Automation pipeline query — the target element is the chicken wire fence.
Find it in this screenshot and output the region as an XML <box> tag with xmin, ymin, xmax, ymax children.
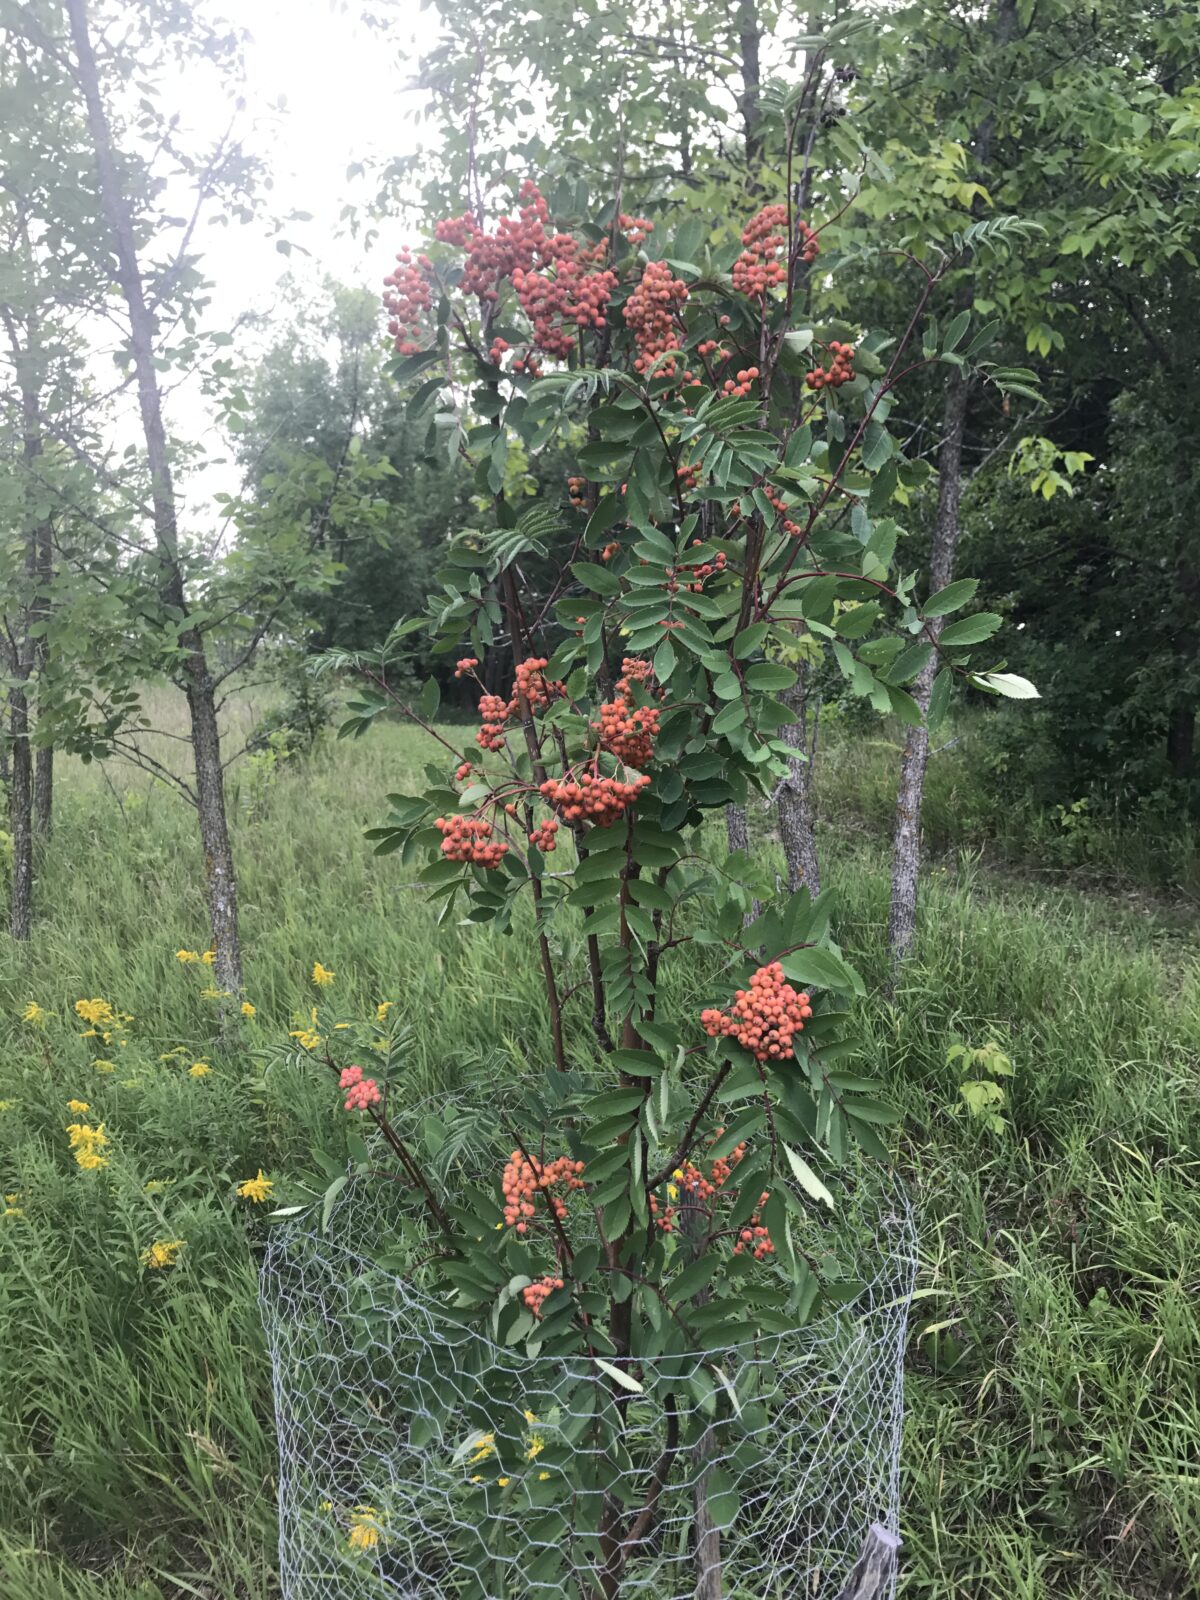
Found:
<box><xmin>260</xmin><ymin>1173</ymin><xmax>916</xmax><ymax>1600</ymax></box>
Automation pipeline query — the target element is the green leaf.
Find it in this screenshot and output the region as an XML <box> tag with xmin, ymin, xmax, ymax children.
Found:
<box><xmin>572</xmin><ymin>561</ymin><xmax>621</xmax><ymax>596</ymax></box>
<box><xmin>594</xmin><ymin>1357</ymin><xmax>643</xmax><ymax>1394</ymax></box>
<box><xmin>744</xmin><ymin>662</ymin><xmax>797</xmax><ymax>692</ymax></box>
<box><xmin>783</xmin><ymin>1146</ymin><xmax>834</xmax><ymax>1208</ymax></box>
<box><xmin>942</xmin><ymin>309</ymin><xmax>971</xmax><ymax>353</ymax></box>
<box><xmin>971</xmin><ymin>671</ymin><xmax>1039</xmax><ymax>699</ymax></box>
<box><xmin>778</xmin><ymin>946</ymin><xmax>864</xmax><ymax>996</ymax></box>
<box><xmin>923</xmin><ymin>578</ymin><xmax>979</xmax><ymax>617</ymax></box>
<box><xmin>939</xmin><ymin>612</ymin><xmax>1003</xmax><ymax>647</ymax></box>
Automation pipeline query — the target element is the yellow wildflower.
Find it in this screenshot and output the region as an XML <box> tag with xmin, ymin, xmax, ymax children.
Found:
<box><xmin>538</xmin><ymin>1471</ymin><xmax>551</xmax><ymax>1481</ymax></box>
<box><xmin>201</xmin><ymin>949</ymin><xmax>216</xmax><ymax>965</ymax></box>
<box><xmin>75</xmin><ymin>998</ymin><xmax>115</xmax><ymax>1028</ymax></box>
<box><xmin>0</xmin><ymin>1101</ymin><xmax>13</xmax><ymax>1112</ymax></box>
<box><xmin>144</xmin><ymin>1179</ymin><xmax>170</xmax><ymax>1194</ymax></box>
<box><xmin>66</xmin><ymin>1122</ymin><xmax>109</xmax><ymax>1152</ymax></box>
<box><xmin>175</xmin><ymin>950</ymin><xmax>199</xmax><ymax>964</ymax></box>
<box><xmin>21</xmin><ymin>1001</ymin><xmax>50</xmax><ymax>1025</ymax></box>
<box><xmin>240</xmin><ymin>1001</ymin><xmax>256</xmax><ymax>1019</ymax></box>
<box><xmin>289</xmin><ymin>1028</ymin><xmax>321</xmax><ymax>1050</ymax></box>
<box><xmin>140</xmin><ymin>1238</ymin><xmax>185</xmax><ymax>1270</ymax></box>
<box><xmin>189</xmin><ymin>1062</ymin><xmax>212</xmax><ymax>1078</ymax></box>
<box><xmin>469</xmin><ymin>1474</ymin><xmax>482</xmax><ymax>1484</ymax></box>
<box><xmin>497</xmin><ymin>1477</ymin><xmax>510</xmax><ymax>1487</ymax></box>
<box><xmin>667</xmin><ymin>1183</ymin><xmax>678</xmax><ymax>1201</ymax></box>
<box><xmin>4</xmin><ymin>1194</ymin><xmax>19</xmax><ymax>1205</ymax></box>
<box><xmin>526</xmin><ymin>1433</ymin><xmax>545</xmax><ymax>1461</ymax></box>
<box><xmin>3</xmin><ymin>1206</ymin><xmax>22</xmax><ymax>1218</ymax></box>
<box><xmin>375</xmin><ymin>1001</ymin><xmax>392</xmax><ymax>1023</ymax></box>
<box><xmin>75</xmin><ymin>1150</ymin><xmax>108</xmax><ymax>1171</ymax></box>
<box><xmin>66</xmin><ymin>1099</ymin><xmax>90</xmax><ymax>1114</ymax></box>
<box><xmin>311</xmin><ymin>962</ymin><xmax>335</xmax><ymax>987</ymax></box>
<box><xmin>94</xmin><ymin>1060</ymin><xmax>115</xmax><ymax>1073</ymax></box>
<box><xmin>237</xmin><ymin>1170</ymin><xmax>273</xmax><ymax>1203</ymax></box>
<box><xmin>333</xmin><ymin>1022</ymin><xmax>350</xmax><ymax>1031</ymax></box>
<box><xmin>346</xmin><ymin>1506</ymin><xmax>382</xmax><ymax>1551</ymax></box>
<box><xmin>199</xmin><ymin>987</ymin><xmax>230</xmax><ymax>1000</ymax></box>
<box><xmin>467</xmin><ymin>1433</ymin><xmax>496</xmax><ymax>1465</ymax></box>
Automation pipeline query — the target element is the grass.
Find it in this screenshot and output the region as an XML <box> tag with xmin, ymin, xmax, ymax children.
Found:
<box><xmin>0</xmin><ymin>698</ymin><xmax>1197</xmax><ymax>1599</ymax></box>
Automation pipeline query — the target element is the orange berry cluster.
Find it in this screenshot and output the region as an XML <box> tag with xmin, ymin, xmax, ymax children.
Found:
<box><xmin>434</xmin><ymin>814</ymin><xmax>508</xmax><ymax>867</ymax></box>
<box><xmin>454</xmin><ymin>657</ymin><xmax>479</xmax><ymax>678</ymax></box>
<box><xmin>593</xmin><ymin>697</ymin><xmax>659</xmax><ymax>769</ymax></box>
<box><xmin>681</xmin><ymin>540</ymin><xmax>727</xmax><ymax>590</ymax></box>
<box><xmin>619</xmin><ymin>212</ymin><xmax>654</xmax><ymax>246</ymax></box>
<box><xmin>383</xmin><ymin>248</ymin><xmax>434</xmax><ymax>355</ymax></box>
<box><xmin>528</xmin><ymin>818</ymin><xmax>559</xmax><ymax>852</ymax></box>
<box><xmin>502</xmin><ymin>1151</ymin><xmax>586</xmax><ymax>1231</ymax></box>
<box><xmin>339</xmin><ymin>1064</ymin><xmax>383</xmax><ymax>1111</ymax></box>
<box><xmin>477</xmin><ymin>693</ymin><xmax>510</xmax><ymax>752</ymax></box>
<box><xmin>568</xmin><ymin>475</ymin><xmax>588</xmax><ymax>508</ymax></box>
<box><xmin>649</xmin><ymin>1131</ymin><xmax>747</xmax><ymax>1233</ymax></box>
<box><xmin>513</xmin><ymin>657</ymin><xmax>564</xmax><ymax>714</ymax></box>
<box><xmin>765</xmin><ymin>485</ymin><xmax>802</xmax><ymax>539</ymax></box>
<box><xmin>626</xmin><ymin>259</ymin><xmax>690</xmax><ymax>377</ymax></box>
<box><xmin>733</xmin><ymin>1192</ymin><xmax>775</xmax><ymax>1259</ymax></box>
<box><xmin>806</xmin><ymin>341</ymin><xmax>856</xmax><ymax>390</ymax></box>
<box><xmin>701</xmin><ymin>961</ymin><xmax>813</xmax><ymax>1062</ymax></box>
<box><xmin>522</xmin><ymin>1275</ymin><xmax>565</xmax><ymax>1318</ymax></box>
<box><xmin>722</xmin><ymin>364</ymin><xmax>760</xmax><ymax>399</ymax></box>
<box><xmin>512</xmin><ymin>241</ymin><xmax>616</xmax><ymax>359</ymax></box>
<box><xmin>540</xmin><ymin>771</ymin><xmax>650</xmax><ymax>827</ymax></box>
<box><xmin>600</xmin><ymin>539</ymin><xmax>621</xmax><ymax>561</ymax></box>
<box><xmin>455</xmin><ymin>761</ymin><xmax>473</xmax><ymax>782</ymax></box>
<box><xmin>732</xmin><ymin>204</ymin><xmax>788</xmax><ymax>297</ymax></box>
<box><xmin>696</xmin><ymin>337</ymin><xmax>730</xmax><ymax>361</ymax></box>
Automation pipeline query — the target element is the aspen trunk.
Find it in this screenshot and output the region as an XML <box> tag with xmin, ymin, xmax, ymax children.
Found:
<box><xmin>777</xmin><ymin>663</ymin><xmax>821</xmax><ymax>895</ymax></box>
<box><xmin>33</xmin><ymin>746</ymin><xmax>52</xmax><ymax>835</ymax></box>
<box><xmin>8</xmin><ymin>687</ymin><xmax>33</xmax><ymax>941</ymax></box>
<box><xmin>67</xmin><ymin>0</ymin><xmax>241</xmax><ymax>991</ymax></box>
<box><xmin>887</xmin><ymin>371</ymin><xmax>968</xmax><ymax>970</ymax></box>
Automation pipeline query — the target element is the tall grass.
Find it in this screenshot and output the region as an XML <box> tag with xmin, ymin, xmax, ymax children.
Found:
<box><xmin>0</xmin><ymin>711</ymin><xmax>1196</xmax><ymax>1598</ymax></box>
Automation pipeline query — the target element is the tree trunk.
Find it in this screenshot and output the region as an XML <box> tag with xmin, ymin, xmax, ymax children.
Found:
<box><xmin>737</xmin><ymin>0</ymin><xmax>762</xmax><ymax>174</ymax></box>
<box><xmin>8</xmin><ymin>686</ymin><xmax>33</xmax><ymax>942</ymax></box>
<box><xmin>67</xmin><ymin>0</ymin><xmax>242</xmax><ymax>992</ymax></box>
<box><xmin>34</xmin><ymin>746</ymin><xmax>52</xmax><ymax>835</ymax></box>
<box><xmin>777</xmin><ymin>662</ymin><xmax>822</xmax><ymax>894</ymax></box>
<box><xmin>887</xmin><ymin>370</ymin><xmax>968</xmax><ymax>971</ymax></box>
<box><xmin>725</xmin><ymin>803</ymin><xmax>748</xmax><ymax>855</ymax></box>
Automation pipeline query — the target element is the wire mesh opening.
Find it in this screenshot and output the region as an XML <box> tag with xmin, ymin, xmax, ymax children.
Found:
<box><xmin>260</xmin><ymin>1172</ymin><xmax>915</xmax><ymax>1600</ymax></box>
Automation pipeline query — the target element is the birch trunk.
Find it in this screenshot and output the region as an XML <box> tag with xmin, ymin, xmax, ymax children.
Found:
<box><xmin>67</xmin><ymin>0</ymin><xmax>242</xmax><ymax>991</ymax></box>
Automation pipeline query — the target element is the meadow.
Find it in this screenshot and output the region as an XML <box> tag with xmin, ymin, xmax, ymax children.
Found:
<box><xmin>0</xmin><ymin>700</ymin><xmax>1196</xmax><ymax>1600</ymax></box>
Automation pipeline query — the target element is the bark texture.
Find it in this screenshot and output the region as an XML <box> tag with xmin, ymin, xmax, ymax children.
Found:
<box><xmin>67</xmin><ymin>0</ymin><xmax>241</xmax><ymax>991</ymax></box>
<box><xmin>8</xmin><ymin>687</ymin><xmax>33</xmax><ymax>941</ymax></box>
<box><xmin>777</xmin><ymin>662</ymin><xmax>822</xmax><ymax>894</ymax></box>
<box><xmin>887</xmin><ymin>370</ymin><xmax>968</xmax><ymax>969</ymax></box>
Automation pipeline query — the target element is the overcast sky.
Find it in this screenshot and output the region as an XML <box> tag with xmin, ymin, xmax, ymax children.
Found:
<box><xmin>162</xmin><ymin>0</ymin><xmax>442</xmax><ymax>522</ymax></box>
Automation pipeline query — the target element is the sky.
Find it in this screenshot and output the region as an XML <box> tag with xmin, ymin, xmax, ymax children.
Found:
<box><xmin>159</xmin><ymin>0</ymin><xmax>443</xmax><ymax>520</ymax></box>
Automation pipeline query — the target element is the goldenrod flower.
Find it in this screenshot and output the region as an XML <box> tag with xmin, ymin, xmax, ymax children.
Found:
<box><xmin>144</xmin><ymin>1179</ymin><xmax>170</xmax><ymax>1194</ymax></box>
<box><xmin>21</xmin><ymin>1002</ymin><xmax>49</xmax><ymax>1025</ymax></box>
<box><xmin>66</xmin><ymin>1099</ymin><xmax>90</xmax><ymax>1114</ymax></box>
<box><xmin>140</xmin><ymin>1238</ymin><xmax>184</xmax><ymax>1270</ymax></box>
<box><xmin>467</xmin><ymin>1433</ymin><xmax>496</xmax><ymax>1465</ymax></box>
<box><xmin>538</xmin><ymin>1471</ymin><xmax>551</xmax><ymax>1481</ymax></box>
<box><xmin>375</xmin><ymin>1001</ymin><xmax>392</xmax><ymax>1023</ymax></box>
<box><xmin>66</xmin><ymin>1122</ymin><xmax>109</xmax><ymax>1152</ymax></box>
<box><xmin>188</xmin><ymin>1062</ymin><xmax>211</xmax><ymax>1078</ymax></box>
<box><xmin>346</xmin><ymin>1506</ymin><xmax>382</xmax><ymax>1551</ymax></box>
<box><xmin>289</xmin><ymin>1028</ymin><xmax>321</xmax><ymax>1050</ymax></box>
<box><xmin>4</xmin><ymin>1193</ymin><xmax>19</xmax><ymax>1205</ymax></box>
<box><xmin>0</xmin><ymin>1100</ymin><xmax>13</xmax><ymax>1113</ymax></box>
<box><xmin>175</xmin><ymin>950</ymin><xmax>199</xmax><ymax>964</ymax></box>
<box><xmin>3</xmin><ymin>1206</ymin><xmax>22</xmax><ymax>1219</ymax></box>
<box><xmin>94</xmin><ymin>1060</ymin><xmax>115</xmax><ymax>1073</ymax></box>
<box><xmin>526</xmin><ymin>1433</ymin><xmax>545</xmax><ymax>1461</ymax></box>
<box><xmin>199</xmin><ymin>987</ymin><xmax>230</xmax><ymax>1000</ymax></box>
<box><xmin>201</xmin><ymin>950</ymin><xmax>216</xmax><ymax>965</ymax></box>
<box><xmin>311</xmin><ymin>962</ymin><xmax>335</xmax><ymax>987</ymax></box>
<box><xmin>237</xmin><ymin>1170</ymin><xmax>273</xmax><ymax>1203</ymax></box>
<box><xmin>240</xmin><ymin>1001</ymin><xmax>256</xmax><ymax>1019</ymax></box>
<box><xmin>75</xmin><ymin>998</ymin><xmax>115</xmax><ymax>1028</ymax></box>
<box><xmin>75</xmin><ymin>1150</ymin><xmax>108</xmax><ymax>1171</ymax></box>
<box><xmin>497</xmin><ymin>1477</ymin><xmax>510</xmax><ymax>1487</ymax></box>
